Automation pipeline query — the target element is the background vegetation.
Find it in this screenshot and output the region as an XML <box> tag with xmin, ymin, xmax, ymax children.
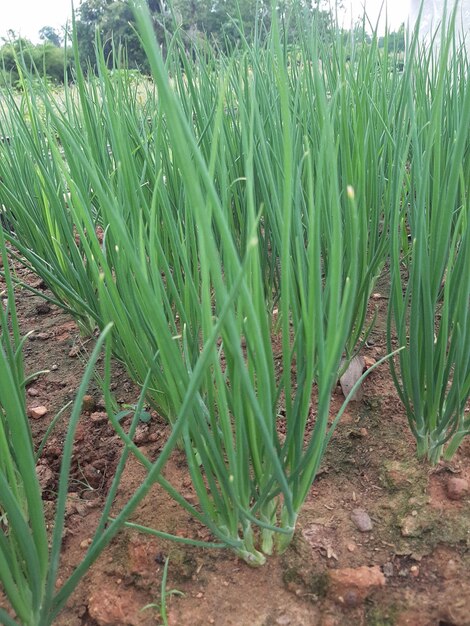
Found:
<box><xmin>1</xmin><ymin>0</ymin><xmax>405</xmax><ymax>85</ymax></box>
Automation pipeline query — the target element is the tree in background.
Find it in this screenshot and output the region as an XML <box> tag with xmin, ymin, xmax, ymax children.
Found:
<box><xmin>0</xmin><ymin>35</ymin><xmax>72</xmax><ymax>86</ymax></box>
<box><xmin>379</xmin><ymin>24</ymin><xmax>405</xmax><ymax>52</ymax></box>
<box><xmin>75</xmin><ymin>0</ymin><xmax>167</xmax><ymax>71</ymax></box>
<box><xmin>39</xmin><ymin>26</ymin><xmax>63</xmax><ymax>47</ymax></box>
<box><xmin>72</xmin><ymin>0</ymin><xmax>336</xmax><ymax>68</ymax></box>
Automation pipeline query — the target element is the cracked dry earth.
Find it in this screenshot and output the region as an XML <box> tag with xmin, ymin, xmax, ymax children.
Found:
<box><xmin>2</xmin><ymin>263</ymin><xmax>470</xmax><ymax>626</ymax></box>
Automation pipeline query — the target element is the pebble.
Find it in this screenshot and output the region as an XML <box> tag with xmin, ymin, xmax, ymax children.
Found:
<box><xmin>350</xmin><ymin>508</ymin><xmax>373</xmax><ymax>532</ymax></box>
<box><xmin>28</xmin><ymin>405</ymin><xmax>48</xmax><ymax>419</ymax></box>
<box><xmin>446</xmin><ymin>477</ymin><xmax>469</xmax><ymax>501</ymax></box>
<box><xmin>342</xmin><ymin>589</ymin><xmax>360</xmax><ymax>607</ymax></box>
<box><xmin>36</xmin><ymin>332</ymin><xmax>50</xmax><ymax>341</ymax></box>
<box><xmin>69</xmin><ymin>346</ymin><xmax>80</xmax><ymax>357</ymax></box>
<box><xmin>27</xmin><ymin>387</ymin><xmax>40</xmax><ymax>397</ymax></box>
<box><xmin>51</xmin><ymin>364</ymin><xmax>59</xmax><ymax>371</ymax></box>
<box><xmin>382</xmin><ymin>562</ymin><xmax>394</xmax><ymax>577</ymax></box>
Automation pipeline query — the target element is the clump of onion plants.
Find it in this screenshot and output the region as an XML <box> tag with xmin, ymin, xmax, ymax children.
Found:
<box><xmin>0</xmin><ymin>2</ymin><xmax>404</xmax><ymax>566</ymax></box>
<box><xmin>0</xmin><ymin>227</ymin><xmax>226</xmax><ymax>624</ymax></box>
<box><xmin>388</xmin><ymin>22</ymin><xmax>470</xmax><ymax>463</ymax></box>
<box><xmin>99</xmin><ymin>1</ymin><xmax>395</xmax><ymax>563</ymax></box>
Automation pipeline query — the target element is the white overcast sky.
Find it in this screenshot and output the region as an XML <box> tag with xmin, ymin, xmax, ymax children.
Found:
<box><xmin>0</xmin><ymin>0</ymin><xmax>409</xmax><ymax>43</ymax></box>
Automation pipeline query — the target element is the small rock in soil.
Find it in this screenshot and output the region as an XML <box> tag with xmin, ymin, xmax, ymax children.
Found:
<box><xmin>342</xmin><ymin>589</ymin><xmax>360</xmax><ymax>608</ymax></box>
<box><xmin>382</xmin><ymin>562</ymin><xmax>394</xmax><ymax>577</ymax></box>
<box><xmin>36</xmin><ymin>303</ymin><xmax>51</xmax><ymax>315</ymax></box>
<box><xmin>28</xmin><ymin>405</ymin><xmax>48</xmax><ymax>419</ymax></box>
<box><xmin>36</xmin><ymin>332</ymin><xmax>50</xmax><ymax>341</ymax></box>
<box><xmin>68</xmin><ymin>345</ymin><xmax>80</xmax><ymax>357</ymax></box>
<box><xmin>340</xmin><ymin>355</ymin><xmax>365</xmax><ymax>401</ymax></box>
<box><xmin>27</xmin><ymin>387</ymin><xmax>40</xmax><ymax>397</ymax></box>
<box><xmin>446</xmin><ymin>477</ymin><xmax>469</xmax><ymax>501</ymax></box>
<box><xmin>350</xmin><ymin>508</ymin><xmax>373</xmax><ymax>532</ymax></box>
<box><xmin>51</xmin><ymin>364</ymin><xmax>58</xmax><ymax>371</ymax></box>
<box><xmin>328</xmin><ymin>565</ymin><xmax>385</xmax><ymax>606</ymax></box>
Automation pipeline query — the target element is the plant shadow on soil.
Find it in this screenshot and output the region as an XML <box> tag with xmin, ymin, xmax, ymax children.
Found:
<box><xmin>2</xmin><ymin>264</ymin><xmax>470</xmax><ymax>626</ymax></box>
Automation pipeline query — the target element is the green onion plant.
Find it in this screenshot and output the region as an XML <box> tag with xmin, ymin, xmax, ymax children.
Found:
<box><xmin>0</xmin><ymin>230</ymin><xmax>226</xmax><ymax>624</ymax></box>
<box><xmin>388</xmin><ymin>18</ymin><xmax>470</xmax><ymax>463</ymax></box>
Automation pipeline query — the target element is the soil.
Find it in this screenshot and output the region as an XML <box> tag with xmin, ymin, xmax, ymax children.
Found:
<box><xmin>2</xmin><ymin>263</ymin><xmax>470</xmax><ymax>626</ymax></box>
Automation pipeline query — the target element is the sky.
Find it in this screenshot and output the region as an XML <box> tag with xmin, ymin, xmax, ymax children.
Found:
<box><xmin>0</xmin><ymin>0</ymin><xmax>409</xmax><ymax>44</ymax></box>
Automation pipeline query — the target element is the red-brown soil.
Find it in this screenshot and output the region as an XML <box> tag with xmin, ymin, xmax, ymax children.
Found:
<box><xmin>2</xmin><ymin>264</ymin><xmax>470</xmax><ymax>626</ymax></box>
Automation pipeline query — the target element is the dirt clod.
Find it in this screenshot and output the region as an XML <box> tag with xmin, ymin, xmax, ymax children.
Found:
<box><xmin>445</xmin><ymin>477</ymin><xmax>469</xmax><ymax>501</ymax></box>
<box><xmin>328</xmin><ymin>565</ymin><xmax>385</xmax><ymax>605</ymax></box>
<box><xmin>88</xmin><ymin>586</ymin><xmax>145</xmax><ymax>626</ymax></box>
<box><xmin>36</xmin><ymin>303</ymin><xmax>51</xmax><ymax>315</ymax></box>
<box><xmin>36</xmin><ymin>463</ymin><xmax>54</xmax><ymax>492</ymax></box>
